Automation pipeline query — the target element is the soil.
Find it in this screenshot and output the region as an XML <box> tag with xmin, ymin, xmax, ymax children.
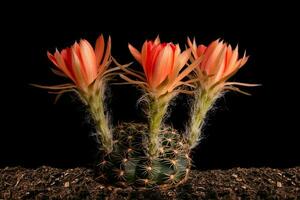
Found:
<box><xmin>1</xmin><ymin>166</ymin><xmax>299</xmax><ymax>200</ymax></box>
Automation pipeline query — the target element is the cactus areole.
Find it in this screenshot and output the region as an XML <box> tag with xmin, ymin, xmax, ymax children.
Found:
<box><xmin>34</xmin><ymin>35</ymin><xmax>258</xmax><ymax>189</ymax></box>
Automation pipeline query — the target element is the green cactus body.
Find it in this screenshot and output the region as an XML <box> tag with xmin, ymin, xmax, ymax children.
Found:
<box><xmin>95</xmin><ymin>123</ymin><xmax>191</xmax><ymax>188</ymax></box>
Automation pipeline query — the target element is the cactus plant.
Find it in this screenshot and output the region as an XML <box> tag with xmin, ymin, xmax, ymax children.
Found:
<box><xmin>34</xmin><ymin>34</ymin><xmax>257</xmax><ymax>189</ymax></box>
<box><xmin>95</xmin><ymin>123</ymin><xmax>191</xmax><ymax>188</ymax></box>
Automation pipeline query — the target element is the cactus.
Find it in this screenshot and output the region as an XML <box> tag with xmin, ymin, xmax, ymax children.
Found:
<box><xmin>95</xmin><ymin>123</ymin><xmax>191</xmax><ymax>188</ymax></box>
<box><xmin>35</xmin><ymin>35</ymin><xmax>257</xmax><ymax>189</ymax></box>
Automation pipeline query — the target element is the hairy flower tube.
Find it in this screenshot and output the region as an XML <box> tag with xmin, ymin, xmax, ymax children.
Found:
<box><xmin>34</xmin><ymin>35</ymin><xmax>120</xmax><ymax>154</ymax></box>
<box><xmin>187</xmin><ymin>38</ymin><xmax>259</xmax><ymax>149</ymax></box>
<box><xmin>122</xmin><ymin>37</ymin><xmax>201</xmax><ymax>156</ymax></box>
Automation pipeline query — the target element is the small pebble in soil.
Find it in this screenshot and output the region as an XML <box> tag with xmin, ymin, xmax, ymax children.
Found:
<box><xmin>277</xmin><ymin>181</ymin><xmax>282</xmax><ymax>188</ymax></box>
<box><xmin>232</xmin><ymin>174</ymin><xmax>238</xmax><ymax>178</ymax></box>
<box><xmin>64</xmin><ymin>182</ymin><xmax>70</xmax><ymax>188</ymax></box>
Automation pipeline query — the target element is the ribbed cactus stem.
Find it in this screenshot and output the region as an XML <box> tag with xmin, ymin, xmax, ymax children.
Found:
<box><xmin>188</xmin><ymin>90</ymin><xmax>216</xmax><ymax>149</ymax></box>
<box><xmin>148</xmin><ymin>94</ymin><xmax>172</xmax><ymax>157</ymax></box>
<box><xmin>86</xmin><ymin>82</ymin><xmax>113</xmax><ymax>154</ymax></box>
<box><xmin>95</xmin><ymin>123</ymin><xmax>191</xmax><ymax>188</ymax></box>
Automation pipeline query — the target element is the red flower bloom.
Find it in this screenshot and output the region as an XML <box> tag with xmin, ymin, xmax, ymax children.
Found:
<box><xmin>47</xmin><ymin>35</ymin><xmax>111</xmax><ymax>91</ymax></box>
<box><xmin>125</xmin><ymin>37</ymin><xmax>198</xmax><ymax>97</ymax></box>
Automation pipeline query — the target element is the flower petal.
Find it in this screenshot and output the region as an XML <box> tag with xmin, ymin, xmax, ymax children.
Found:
<box><xmin>71</xmin><ymin>48</ymin><xmax>87</xmax><ymax>89</ymax></box>
<box><xmin>53</xmin><ymin>49</ymin><xmax>75</xmax><ymax>81</ymax></box>
<box><xmin>95</xmin><ymin>34</ymin><xmax>105</xmax><ymax>66</ymax></box>
<box><xmin>152</xmin><ymin>44</ymin><xmax>173</xmax><ymax>88</ymax></box>
<box><xmin>224</xmin><ymin>45</ymin><xmax>239</xmax><ymax>76</ymax></box>
<box><xmin>79</xmin><ymin>39</ymin><xmax>97</xmax><ymax>84</ymax></box>
<box><xmin>47</xmin><ymin>52</ymin><xmax>58</xmax><ymax>66</ymax></box>
<box><xmin>171</xmin><ymin>48</ymin><xmax>191</xmax><ymax>82</ymax></box>
<box><xmin>204</xmin><ymin>41</ymin><xmax>224</xmax><ymax>75</ymax></box>
<box><xmin>141</xmin><ymin>41</ymin><xmax>148</xmax><ymax>76</ymax></box>
<box><xmin>61</xmin><ymin>48</ymin><xmax>73</xmax><ymax>70</ymax></box>
<box><xmin>128</xmin><ymin>43</ymin><xmax>142</xmax><ymax>64</ymax></box>
<box><xmin>102</xmin><ymin>36</ymin><xmax>111</xmax><ymax>66</ymax></box>
<box><xmin>212</xmin><ymin>46</ymin><xmax>227</xmax><ymax>85</ymax></box>
<box><xmin>154</xmin><ymin>35</ymin><xmax>160</xmax><ymax>45</ymax></box>
<box><xmin>201</xmin><ymin>39</ymin><xmax>219</xmax><ymax>72</ymax></box>
<box><xmin>187</xmin><ymin>37</ymin><xmax>199</xmax><ymax>59</ymax></box>
<box><xmin>197</xmin><ymin>45</ymin><xmax>207</xmax><ymax>57</ymax></box>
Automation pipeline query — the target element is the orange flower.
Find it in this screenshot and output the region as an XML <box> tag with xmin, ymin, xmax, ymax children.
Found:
<box><xmin>187</xmin><ymin>38</ymin><xmax>259</xmax><ymax>149</ymax></box>
<box><xmin>188</xmin><ymin>38</ymin><xmax>252</xmax><ymax>92</ymax></box>
<box><xmin>47</xmin><ymin>35</ymin><xmax>111</xmax><ymax>91</ymax></box>
<box><xmin>123</xmin><ymin>37</ymin><xmax>199</xmax><ymax>98</ymax></box>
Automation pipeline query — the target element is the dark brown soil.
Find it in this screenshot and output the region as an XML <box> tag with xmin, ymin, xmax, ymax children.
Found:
<box><xmin>1</xmin><ymin>166</ymin><xmax>299</xmax><ymax>199</ymax></box>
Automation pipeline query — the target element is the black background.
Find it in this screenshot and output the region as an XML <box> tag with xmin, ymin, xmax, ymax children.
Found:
<box><xmin>1</xmin><ymin>2</ymin><xmax>299</xmax><ymax>170</ymax></box>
